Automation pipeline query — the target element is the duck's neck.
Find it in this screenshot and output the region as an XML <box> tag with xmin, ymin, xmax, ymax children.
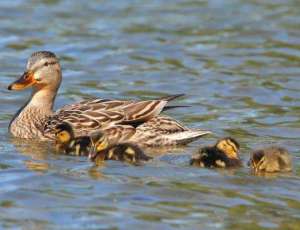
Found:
<box><xmin>9</xmin><ymin>87</ymin><xmax>58</xmax><ymax>139</ymax></box>
<box><xmin>29</xmin><ymin>87</ymin><xmax>57</xmax><ymax>112</ymax></box>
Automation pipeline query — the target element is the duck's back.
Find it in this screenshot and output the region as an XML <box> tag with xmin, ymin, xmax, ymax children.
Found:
<box><xmin>43</xmin><ymin>98</ymin><xmax>169</xmax><ymax>138</ymax></box>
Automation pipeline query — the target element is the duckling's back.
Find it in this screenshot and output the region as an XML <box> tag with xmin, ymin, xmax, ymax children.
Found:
<box><xmin>72</xmin><ymin>136</ymin><xmax>92</xmax><ymax>156</ymax></box>
<box><xmin>191</xmin><ymin>146</ymin><xmax>241</xmax><ymax>168</ymax></box>
<box><xmin>109</xmin><ymin>143</ymin><xmax>152</xmax><ymax>162</ymax></box>
<box><xmin>250</xmin><ymin>146</ymin><xmax>292</xmax><ymax>172</ymax></box>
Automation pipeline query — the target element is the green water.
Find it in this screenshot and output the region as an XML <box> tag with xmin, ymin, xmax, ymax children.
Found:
<box><xmin>0</xmin><ymin>0</ymin><xmax>300</xmax><ymax>229</ymax></box>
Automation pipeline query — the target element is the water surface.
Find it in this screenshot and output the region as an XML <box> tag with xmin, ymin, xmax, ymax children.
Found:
<box><xmin>0</xmin><ymin>0</ymin><xmax>300</xmax><ymax>229</ymax></box>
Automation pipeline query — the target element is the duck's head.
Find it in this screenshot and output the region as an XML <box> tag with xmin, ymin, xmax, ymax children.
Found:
<box><xmin>54</xmin><ymin>122</ymin><xmax>74</xmax><ymax>144</ymax></box>
<box><xmin>215</xmin><ymin>137</ymin><xmax>240</xmax><ymax>159</ymax></box>
<box><xmin>8</xmin><ymin>51</ymin><xmax>61</xmax><ymax>92</ymax></box>
<box><xmin>88</xmin><ymin>131</ymin><xmax>109</xmax><ymax>160</ymax></box>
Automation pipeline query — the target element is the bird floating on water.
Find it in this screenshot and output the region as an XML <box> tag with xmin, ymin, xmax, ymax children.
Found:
<box><xmin>190</xmin><ymin>137</ymin><xmax>242</xmax><ymax>168</ymax></box>
<box><xmin>54</xmin><ymin>122</ymin><xmax>93</xmax><ymax>156</ymax></box>
<box><xmin>8</xmin><ymin>51</ymin><xmax>211</xmax><ymax>146</ymax></box>
<box><xmin>89</xmin><ymin>131</ymin><xmax>152</xmax><ymax>165</ymax></box>
<box><xmin>248</xmin><ymin>146</ymin><xmax>292</xmax><ymax>173</ymax></box>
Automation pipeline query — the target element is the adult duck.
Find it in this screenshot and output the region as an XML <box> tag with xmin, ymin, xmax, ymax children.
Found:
<box><xmin>8</xmin><ymin>51</ymin><xmax>210</xmax><ymax>147</ymax></box>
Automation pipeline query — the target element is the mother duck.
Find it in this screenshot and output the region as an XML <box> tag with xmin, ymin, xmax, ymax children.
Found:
<box><xmin>8</xmin><ymin>51</ymin><xmax>210</xmax><ymax>147</ymax></box>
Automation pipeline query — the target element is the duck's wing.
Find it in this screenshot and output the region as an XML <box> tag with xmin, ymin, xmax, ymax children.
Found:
<box><xmin>43</xmin><ymin>95</ymin><xmax>181</xmax><ymax>138</ymax></box>
<box><xmin>102</xmin><ymin>125</ymin><xmax>136</xmax><ymax>145</ymax></box>
<box><xmin>120</xmin><ymin>100</ymin><xmax>168</xmax><ymax>123</ymax></box>
<box><xmin>133</xmin><ymin>116</ymin><xmax>211</xmax><ymax>147</ymax></box>
<box><xmin>135</xmin><ymin>115</ymin><xmax>188</xmax><ymax>134</ymax></box>
<box><xmin>60</xmin><ymin>94</ymin><xmax>184</xmax><ymax>112</ymax></box>
<box><xmin>58</xmin><ymin>98</ymin><xmax>132</xmax><ymax>111</ymax></box>
<box><xmin>43</xmin><ymin>108</ymin><xmax>125</xmax><ymax>138</ymax></box>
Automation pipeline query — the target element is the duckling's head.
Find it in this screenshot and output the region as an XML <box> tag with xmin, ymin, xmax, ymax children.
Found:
<box><xmin>215</xmin><ymin>137</ymin><xmax>240</xmax><ymax>159</ymax></box>
<box><xmin>54</xmin><ymin>122</ymin><xmax>74</xmax><ymax>144</ymax></box>
<box><xmin>88</xmin><ymin>131</ymin><xmax>109</xmax><ymax>160</ymax></box>
<box><xmin>90</xmin><ymin>131</ymin><xmax>108</xmax><ymax>151</ymax></box>
<box><xmin>8</xmin><ymin>51</ymin><xmax>61</xmax><ymax>92</ymax></box>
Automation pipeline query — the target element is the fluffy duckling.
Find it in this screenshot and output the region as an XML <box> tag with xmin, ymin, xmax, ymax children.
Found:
<box><xmin>248</xmin><ymin>146</ymin><xmax>292</xmax><ymax>173</ymax></box>
<box><xmin>89</xmin><ymin>132</ymin><xmax>152</xmax><ymax>165</ymax></box>
<box><xmin>190</xmin><ymin>137</ymin><xmax>242</xmax><ymax>168</ymax></box>
<box><xmin>54</xmin><ymin>122</ymin><xmax>92</xmax><ymax>156</ymax></box>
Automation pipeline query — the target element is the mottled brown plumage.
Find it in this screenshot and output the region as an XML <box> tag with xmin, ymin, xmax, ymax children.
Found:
<box><xmin>89</xmin><ymin>134</ymin><xmax>152</xmax><ymax>165</ymax></box>
<box><xmin>8</xmin><ymin>51</ymin><xmax>211</xmax><ymax>146</ymax></box>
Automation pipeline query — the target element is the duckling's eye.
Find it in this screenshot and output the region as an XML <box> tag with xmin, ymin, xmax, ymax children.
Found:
<box><xmin>58</xmin><ymin>132</ymin><xmax>66</xmax><ymax>138</ymax></box>
<box><xmin>220</xmin><ymin>143</ymin><xmax>226</xmax><ymax>149</ymax></box>
<box><xmin>95</xmin><ymin>140</ymin><xmax>102</xmax><ymax>146</ymax></box>
<box><xmin>44</xmin><ymin>62</ymin><xmax>49</xmax><ymax>67</ymax></box>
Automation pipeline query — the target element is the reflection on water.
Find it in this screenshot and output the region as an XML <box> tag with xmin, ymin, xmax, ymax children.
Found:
<box><xmin>9</xmin><ymin>138</ymin><xmax>51</xmax><ymax>161</ymax></box>
<box><xmin>0</xmin><ymin>0</ymin><xmax>300</xmax><ymax>229</ymax></box>
<box><xmin>9</xmin><ymin>138</ymin><xmax>52</xmax><ymax>172</ymax></box>
<box><xmin>24</xmin><ymin>160</ymin><xmax>49</xmax><ymax>173</ymax></box>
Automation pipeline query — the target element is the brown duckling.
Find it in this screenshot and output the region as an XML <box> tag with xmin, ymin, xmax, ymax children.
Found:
<box><xmin>54</xmin><ymin>122</ymin><xmax>92</xmax><ymax>156</ymax></box>
<box><xmin>248</xmin><ymin>146</ymin><xmax>292</xmax><ymax>173</ymax></box>
<box><xmin>89</xmin><ymin>132</ymin><xmax>152</xmax><ymax>165</ymax></box>
<box><xmin>190</xmin><ymin>137</ymin><xmax>242</xmax><ymax>168</ymax></box>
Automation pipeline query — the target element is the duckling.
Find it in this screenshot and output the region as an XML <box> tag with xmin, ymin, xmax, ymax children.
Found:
<box><xmin>89</xmin><ymin>132</ymin><xmax>152</xmax><ymax>165</ymax></box>
<box><xmin>248</xmin><ymin>146</ymin><xmax>292</xmax><ymax>173</ymax></box>
<box><xmin>54</xmin><ymin>122</ymin><xmax>92</xmax><ymax>156</ymax></box>
<box><xmin>190</xmin><ymin>137</ymin><xmax>242</xmax><ymax>168</ymax></box>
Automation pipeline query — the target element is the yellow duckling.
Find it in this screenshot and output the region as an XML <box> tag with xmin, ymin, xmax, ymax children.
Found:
<box><xmin>89</xmin><ymin>132</ymin><xmax>152</xmax><ymax>165</ymax></box>
<box><xmin>190</xmin><ymin>137</ymin><xmax>242</xmax><ymax>168</ymax></box>
<box><xmin>248</xmin><ymin>146</ymin><xmax>292</xmax><ymax>173</ymax></box>
<box><xmin>54</xmin><ymin>122</ymin><xmax>92</xmax><ymax>156</ymax></box>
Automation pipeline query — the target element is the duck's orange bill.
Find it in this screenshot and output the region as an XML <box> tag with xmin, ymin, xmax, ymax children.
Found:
<box><xmin>7</xmin><ymin>71</ymin><xmax>36</xmax><ymax>91</ymax></box>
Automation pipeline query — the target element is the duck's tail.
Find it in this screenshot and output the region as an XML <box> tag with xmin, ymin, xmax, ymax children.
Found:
<box><xmin>166</xmin><ymin>129</ymin><xmax>212</xmax><ymax>145</ymax></box>
<box><xmin>163</xmin><ymin>105</ymin><xmax>191</xmax><ymax>111</ymax></box>
<box><xmin>159</xmin><ymin>94</ymin><xmax>190</xmax><ymax>112</ymax></box>
<box><xmin>159</xmin><ymin>93</ymin><xmax>185</xmax><ymax>102</ymax></box>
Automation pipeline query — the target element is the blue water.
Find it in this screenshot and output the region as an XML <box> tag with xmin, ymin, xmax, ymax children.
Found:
<box><xmin>0</xmin><ymin>0</ymin><xmax>300</xmax><ymax>229</ymax></box>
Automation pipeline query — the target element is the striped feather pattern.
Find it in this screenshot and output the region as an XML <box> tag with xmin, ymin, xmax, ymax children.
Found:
<box><xmin>102</xmin><ymin>125</ymin><xmax>136</xmax><ymax>145</ymax></box>
<box><xmin>42</xmin><ymin>95</ymin><xmax>211</xmax><ymax>146</ymax></box>
<box><xmin>44</xmin><ymin>97</ymin><xmax>171</xmax><ymax>138</ymax></box>
<box><xmin>9</xmin><ymin>50</ymin><xmax>211</xmax><ymax>145</ymax></box>
<box><xmin>136</xmin><ymin>116</ymin><xmax>188</xmax><ymax>134</ymax></box>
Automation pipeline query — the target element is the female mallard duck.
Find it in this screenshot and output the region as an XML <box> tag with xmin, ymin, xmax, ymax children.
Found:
<box><xmin>88</xmin><ymin>131</ymin><xmax>152</xmax><ymax>165</ymax></box>
<box><xmin>54</xmin><ymin>122</ymin><xmax>92</xmax><ymax>156</ymax></box>
<box><xmin>248</xmin><ymin>146</ymin><xmax>292</xmax><ymax>173</ymax></box>
<box><xmin>190</xmin><ymin>137</ymin><xmax>242</xmax><ymax>168</ymax></box>
<box><xmin>8</xmin><ymin>51</ymin><xmax>210</xmax><ymax>146</ymax></box>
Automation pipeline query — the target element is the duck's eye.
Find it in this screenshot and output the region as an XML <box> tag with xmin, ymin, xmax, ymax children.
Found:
<box><xmin>44</xmin><ymin>62</ymin><xmax>49</xmax><ymax>66</ymax></box>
